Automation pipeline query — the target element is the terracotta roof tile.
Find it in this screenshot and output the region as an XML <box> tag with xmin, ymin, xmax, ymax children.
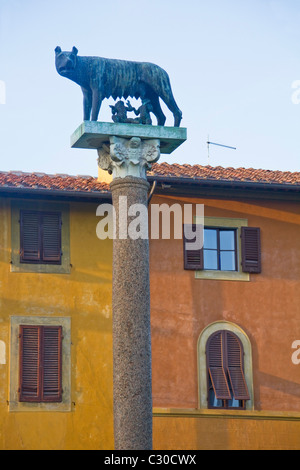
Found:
<box><xmin>0</xmin><ymin>163</ymin><xmax>299</xmax><ymax>195</ymax></box>
<box><xmin>150</xmin><ymin>163</ymin><xmax>300</xmax><ymax>185</ymax></box>
<box><xmin>0</xmin><ymin>171</ymin><xmax>110</xmax><ymax>193</ymax></box>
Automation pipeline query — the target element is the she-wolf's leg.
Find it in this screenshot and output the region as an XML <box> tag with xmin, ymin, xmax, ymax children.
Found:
<box><xmin>81</xmin><ymin>87</ymin><xmax>92</xmax><ymax>121</ymax></box>
<box><xmin>91</xmin><ymin>89</ymin><xmax>103</xmax><ymax>121</ymax></box>
<box><xmin>161</xmin><ymin>90</ymin><xmax>182</xmax><ymax>127</ymax></box>
<box><xmin>149</xmin><ymin>93</ymin><xmax>166</xmax><ymax>126</ymax></box>
<box><xmin>139</xmin><ymin>82</ymin><xmax>166</xmax><ymax>126</ymax></box>
<box><xmin>153</xmin><ymin>77</ymin><xmax>182</xmax><ymax>127</ymax></box>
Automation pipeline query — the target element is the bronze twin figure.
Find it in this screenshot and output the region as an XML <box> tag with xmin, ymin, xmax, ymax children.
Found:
<box><xmin>55</xmin><ymin>46</ymin><xmax>182</xmax><ymax>127</ymax></box>
<box><xmin>110</xmin><ymin>99</ymin><xmax>153</xmax><ymax>125</ymax></box>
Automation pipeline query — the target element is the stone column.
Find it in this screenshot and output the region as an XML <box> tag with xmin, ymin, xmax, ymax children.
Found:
<box><xmin>71</xmin><ymin>120</ymin><xmax>186</xmax><ymax>450</ymax></box>
<box><xmin>98</xmin><ymin>135</ymin><xmax>160</xmax><ymax>450</ymax></box>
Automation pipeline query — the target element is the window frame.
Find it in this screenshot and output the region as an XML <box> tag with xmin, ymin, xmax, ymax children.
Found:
<box><xmin>203</xmin><ymin>227</ymin><xmax>238</xmax><ymax>272</ymax></box>
<box><xmin>19</xmin><ymin>324</ymin><xmax>63</xmax><ymax>403</ymax></box>
<box><xmin>20</xmin><ymin>210</ymin><xmax>62</xmax><ymax>265</ymax></box>
<box><xmin>194</xmin><ymin>217</ymin><xmax>250</xmax><ymax>282</ymax></box>
<box><xmin>197</xmin><ymin>321</ymin><xmax>254</xmax><ymax>411</ymax></box>
<box><xmin>11</xmin><ymin>200</ymin><xmax>70</xmax><ymax>274</ymax></box>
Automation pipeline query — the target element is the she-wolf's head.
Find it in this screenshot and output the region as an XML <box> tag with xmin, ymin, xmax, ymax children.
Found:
<box><xmin>55</xmin><ymin>46</ymin><xmax>78</xmax><ymax>76</ymax></box>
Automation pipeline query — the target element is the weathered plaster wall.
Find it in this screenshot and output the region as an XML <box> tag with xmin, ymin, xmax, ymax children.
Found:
<box><xmin>153</xmin><ymin>410</ymin><xmax>300</xmax><ymax>450</ymax></box>
<box><xmin>150</xmin><ymin>195</ymin><xmax>300</xmax><ymax>410</ymax></box>
<box><xmin>0</xmin><ymin>198</ymin><xmax>113</xmax><ymax>450</ymax></box>
<box><xmin>150</xmin><ymin>193</ymin><xmax>300</xmax><ymax>449</ymax></box>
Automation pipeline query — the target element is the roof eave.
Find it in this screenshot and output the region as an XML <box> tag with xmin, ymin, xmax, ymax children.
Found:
<box><xmin>0</xmin><ymin>185</ymin><xmax>112</xmax><ymax>202</ymax></box>
<box><xmin>147</xmin><ymin>175</ymin><xmax>300</xmax><ymax>199</ymax></box>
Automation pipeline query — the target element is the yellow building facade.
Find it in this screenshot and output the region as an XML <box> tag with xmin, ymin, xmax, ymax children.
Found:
<box><xmin>0</xmin><ymin>175</ymin><xmax>114</xmax><ymax>450</ymax></box>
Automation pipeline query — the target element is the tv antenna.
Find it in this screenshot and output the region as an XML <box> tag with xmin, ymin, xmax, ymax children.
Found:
<box><xmin>207</xmin><ymin>135</ymin><xmax>236</xmax><ymax>162</ymax></box>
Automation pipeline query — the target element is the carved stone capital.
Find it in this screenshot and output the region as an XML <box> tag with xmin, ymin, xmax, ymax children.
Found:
<box><xmin>97</xmin><ymin>136</ymin><xmax>160</xmax><ymax>179</ymax></box>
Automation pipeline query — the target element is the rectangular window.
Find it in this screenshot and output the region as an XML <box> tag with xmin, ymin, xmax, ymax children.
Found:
<box><xmin>203</xmin><ymin>228</ymin><xmax>237</xmax><ymax>271</ymax></box>
<box><xmin>20</xmin><ymin>211</ymin><xmax>62</xmax><ymax>264</ymax></box>
<box><xmin>184</xmin><ymin>218</ymin><xmax>261</xmax><ymax>281</ymax></box>
<box><xmin>19</xmin><ymin>325</ymin><xmax>62</xmax><ymax>403</ymax></box>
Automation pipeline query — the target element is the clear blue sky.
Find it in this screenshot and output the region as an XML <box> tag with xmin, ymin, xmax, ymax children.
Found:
<box><xmin>0</xmin><ymin>0</ymin><xmax>300</xmax><ymax>176</ymax></box>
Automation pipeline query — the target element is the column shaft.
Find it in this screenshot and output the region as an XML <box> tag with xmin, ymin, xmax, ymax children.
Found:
<box><xmin>111</xmin><ymin>176</ymin><xmax>152</xmax><ymax>450</ymax></box>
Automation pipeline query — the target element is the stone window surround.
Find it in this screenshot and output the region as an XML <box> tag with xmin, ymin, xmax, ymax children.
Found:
<box><xmin>194</xmin><ymin>216</ymin><xmax>250</xmax><ymax>282</ymax></box>
<box><xmin>10</xmin><ymin>200</ymin><xmax>70</xmax><ymax>274</ymax></box>
<box><xmin>9</xmin><ymin>316</ymin><xmax>71</xmax><ymax>412</ymax></box>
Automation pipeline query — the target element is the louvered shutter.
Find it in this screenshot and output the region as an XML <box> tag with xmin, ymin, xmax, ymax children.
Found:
<box><xmin>42</xmin><ymin>326</ymin><xmax>62</xmax><ymax>402</ymax></box>
<box><xmin>241</xmin><ymin>227</ymin><xmax>261</xmax><ymax>273</ymax></box>
<box><xmin>19</xmin><ymin>326</ymin><xmax>40</xmax><ymax>401</ymax></box>
<box><xmin>20</xmin><ymin>211</ymin><xmax>40</xmax><ymax>262</ymax></box>
<box><xmin>226</xmin><ymin>331</ymin><xmax>250</xmax><ymax>400</ymax></box>
<box><xmin>207</xmin><ymin>331</ymin><xmax>231</xmax><ymax>400</ymax></box>
<box><xmin>19</xmin><ymin>325</ymin><xmax>62</xmax><ymax>403</ymax></box>
<box><xmin>20</xmin><ymin>210</ymin><xmax>62</xmax><ymax>264</ymax></box>
<box><xmin>183</xmin><ymin>224</ymin><xmax>204</xmax><ymax>270</ymax></box>
<box><xmin>41</xmin><ymin>213</ymin><xmax>61</xmax><ymax>263</ymax></box>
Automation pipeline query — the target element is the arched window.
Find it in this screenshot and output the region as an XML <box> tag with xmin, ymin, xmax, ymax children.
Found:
<box><xmin>206</xmin><ymin>330</ymin><xmax>249</xmax><ymax>409</ymax></box>
<box><xmin>197</xmin><ymin>321</ymin><xmax>254</xmax><ymax>410</ymax></box>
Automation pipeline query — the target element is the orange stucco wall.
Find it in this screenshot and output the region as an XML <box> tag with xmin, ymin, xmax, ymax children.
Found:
<box><xmin>149</xmin><ymin>194</ymin><xmax>300</xmax><ymax>412</ymax></box>
<box><xmin>153</xmin><ymin>412</ymin><xmax>300</xmax><ymax>450</ymax></box>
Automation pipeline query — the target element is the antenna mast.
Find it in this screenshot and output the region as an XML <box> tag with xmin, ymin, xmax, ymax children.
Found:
<box><xmin>207</xmin><ymin>136</ymin><xmax>236</xmax><ymax>163</ymax></box>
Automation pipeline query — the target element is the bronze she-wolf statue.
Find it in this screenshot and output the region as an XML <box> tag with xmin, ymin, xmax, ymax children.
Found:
<box><xmin>55</xmin><ymin>46</ymin><xmax>182</xmax><ymax>127</ymax></box>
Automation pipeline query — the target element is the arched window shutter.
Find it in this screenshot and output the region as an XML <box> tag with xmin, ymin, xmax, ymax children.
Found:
<box><xmin>206</xmin><ymin>330</ymin><xmax>250</xmax><ymax>404</ymax></box>
<box><xmin>226</xmin><ymin>331</ymin><xmax>250</xmax><ymax>400</ymax></box>
<box><xmin>207</xmin><ymin>331</ymin><xmax>231</xmax><ymax>400</ymax></box>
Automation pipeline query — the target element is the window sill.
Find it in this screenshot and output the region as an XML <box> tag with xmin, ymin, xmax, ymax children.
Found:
<box><xmin>195</xmin><ymin>270</ymin><xmax>249</xmax><ymax>282</ymax></box>
<box><xmin>9</xmin><ymin>400</ymin><xmax>71</xmax><ymax>413</ymax></box>
<box><xmin>10</xmin><ymin>262</ymin><xmax>70</xmax><ymax>274</ymax></box>
<box><xmin>153</xmin><ymin>408</ymin><xmax>300</xmax><ymax>422</ymax></box>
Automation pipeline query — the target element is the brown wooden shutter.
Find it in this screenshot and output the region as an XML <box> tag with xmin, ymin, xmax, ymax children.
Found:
<box><xmin>41</xmin><ymin>213</ymin><xmax>62</xmax><ymax>263</ymax></box>
<box><xmin>20</xmin><ymin>210</ymin><xmax>62</xmax><ymax>264</ymax></box>
<box><xmin>20</xmin><ymin>211</ymin><xmax>40</xmax><ymax>262</ymax></box>
<box><xmin>42</xmin><ymin>326</ymin><xmax>62</xmax><ymax>402</ymax></box>
<box><xmin>241</xmin><ymin>227</ymin><xmax>261</xmax><ymax>273</ymax></box>
<box><xmin>19</xmin><ymin>325</ymin><xmax>40</xmax><ymax>401</ymax></box>
<box><xmin>226</xmin><ymin>331</ymin><xmax>250</xmax><ymax>401</ymax></box>
<box><xmin>19</xmin><ymin>325</ymin><xmax>62</xmax><ymax>403</ymax></box>
<box><xmin>207</xmin><ymin>331</ymin><xmax>231</xmax><ymax>400</ymax></box>
<box><xmin>183</xmin><ymin>224</ymin><xmax>204</xmax><ymax>270</ymax></box>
